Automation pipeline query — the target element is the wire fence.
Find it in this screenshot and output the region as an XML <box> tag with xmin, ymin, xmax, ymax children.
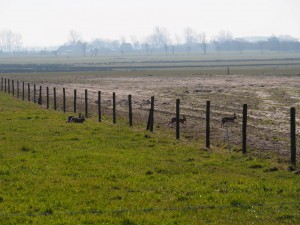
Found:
<box><xmin>0</xmin><ymin>77</ymin><xmax>299</xmax><ymax>166</ymax></box>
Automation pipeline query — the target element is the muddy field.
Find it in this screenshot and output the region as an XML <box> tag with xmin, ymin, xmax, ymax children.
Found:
<box><xmin>4</xmin><ymin>69</ymin><xmax>300</xmax><ymax>159</ymax></box>
<box><xmin>2</xmin><ymin>53</ymin><xmax>300</xmax><ymax>158</ymax></box>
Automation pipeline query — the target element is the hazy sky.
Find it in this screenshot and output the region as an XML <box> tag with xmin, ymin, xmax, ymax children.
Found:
<box><xmin>0</xmin><ymin>0</ymin><xmax>299</xmax><ymax>47</ymax></box>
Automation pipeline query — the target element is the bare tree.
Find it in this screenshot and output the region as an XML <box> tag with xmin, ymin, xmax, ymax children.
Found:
<box><xmin>69</xmin><ymin>30</ymin><xmax>82</xmax><ymax>45</ymax></box>
<box><xmin>164</xmin><ymin>44</ymin><xmax>168</xmax><ymax>55</ymax></box>
<box><xmin>83</xmin><ymin>42</ymin><xmax>87</xmax><ymax>57</ymax></box>
<box><xmin>215</xmin><ymin>31</ymin><xmax>233</xmax><ymax>43</ymax></box>
<box><xmin>111</xmin><ymin>40</ymin><xmax>120</xmax><ymax>50</ymax></box>
<box><xmin>268</xmin><ymin>36</ymin><xmax>280</xmax><ymax>52</ymax></box>
<box><xmin>142</xmin><ymin>43</ymin><xmax>150</xmax><ymax>56</ymax></box>
<box><xmin>131</xmin><ymin>36</ymin><xmax>140</xmax><ymax>50</ymax></box>
<box><xmin>197</xmin><ymin>32</ymin><xmax>207</xmax><ymax>54</ymax></box>
<box><xmin>183</xmin><ymin>27</ymin><xmax>197</xmax><ymax>53</ymax></box>
<box><xmin>90</xmin><ymin>48</ymin><xmax>98</xmax><ymax>57</ymax></box>
<box><xmin>212</xmin><ymin>40</ymin><xmax>221</xmax><ymax>54</ymax></box>
<box><xmin>148</xmin><ymin>26</ymin><xmax>170</xmax><ymax>49</ymax></box>
<box><xmin>14</xmin><ymin>33</ymin><xmax>22</xmax><ymax>51</ymax></box>
<box><xmin>0</xmin><ymin>30</ymin><xmax>22</xmax><ymax>53</ymax></box>
<box><xmin>212</xmin><ymin>31</ymin><xmax>233</xmax><ymax>53</ymax></box>
<box><xmin>0</xmin><ymin>30</ymin><xmax>13</xmax><ymax>53</ymax></box>
<box><xmin>171</xmin><ymin>45</ymin><xmax>175</xmax><ymax>55</ymax></box>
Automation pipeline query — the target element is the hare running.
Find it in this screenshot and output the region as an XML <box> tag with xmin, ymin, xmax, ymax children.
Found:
<box><xmin>221</xmin><ymin>113</ymin><xmax>236</xmax><ymax>127</ymax></box>
<box><xmin>168</xmin><ymin>115</ymin><xmax>187</xmax><ymax>126</ymax></box>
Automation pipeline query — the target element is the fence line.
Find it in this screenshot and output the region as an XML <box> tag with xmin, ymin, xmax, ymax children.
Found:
<box><xmin>0</xmin><ymin>77</ymin><xmax>298</xmax><ymax>166</ymax></box>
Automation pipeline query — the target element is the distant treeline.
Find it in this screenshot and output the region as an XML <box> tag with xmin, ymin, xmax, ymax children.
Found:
<box><xmin>53</xmin><ymin>37</ymin><xmax>299</xmax><ymax>56</ymax></box>
<box><xmin>1</xmin><ymin>28</ymin><xmax>300</xmax><ymax>57</ymax></box>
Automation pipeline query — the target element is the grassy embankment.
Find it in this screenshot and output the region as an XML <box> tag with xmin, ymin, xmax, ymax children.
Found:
<box><xmin>0</xmin><ymin>92</ymin><xmax>299</xmax><ymax>224</ymax></box>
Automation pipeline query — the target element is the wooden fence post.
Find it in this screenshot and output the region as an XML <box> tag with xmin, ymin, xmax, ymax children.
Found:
<box><xmin>291</xmin><ymin>107</ymin><xmax>296</xmax><ymax>166</ymax></box>
<box><xmin>38</xmin><ymin>86</ymin><xmax>42</xmax><ymax>105</ymax></box>
<box><xmin>46</xmin><ymin>87</ymin><xmax>49</xmax><ymax>109</ymax></box>
<box><xmin>176</xmin><ymin>99</ymin><xmax>180</xmax><ymax>139</ymax></box>
<box><xmin>11</xmin><ymin>80</ymin><xmax>14</xmax><ymax>95</ymax></box>
<box><xmin>98</xmin><ymin>91</ymin><xmax>101</xmax><ymax>122</ymax></box>
<box><xmin>8</xmin><ymin>79</ymin><xmax>10</xmax><ymax>94</ymax></box>
<box><xmin>28</xmin><ymin>83</ymin><xmax>30</xmax><ymax>102</ymax></box>
<box><xmin>242</xmin><ymin>104</ymin><xmax>248</xmax><ymax>154</ymax></box>
<box><xmin>147</xmin><ymin>97</ymin><xmax>155</xmax><ymax>131</ymax></box>
<box><xmin>150</xmin><ymin>96</ymin><xmax>154</xmax><ymax>132</ymax></box>
<box><xmin>12</xmin><ymin>80</ymin><xmax>14</xmax><ymax>96</ymax></box>
<box><xmin>74</xmin><ymin>89</ymin><xmax>77</xmax><ymax>113</ymax></box>
<box><xmin>206</xmin><ymin>101</ymin><xmax>211</xmax><ymax>149</ymax></box>
<box><xmin>17</xmin><ymin>81</ymin><xmax>19</xmax><ymax>98</ymax></box>
<box><xmin>33</xmin><ymin>84</ymin><xmax>36</xmax><ymax>103</ymax></box>
<box><xmin>1</xmin><ymin>78</ymin><xmax>3</xmax><ymax>91</ymax></box>
<box><xmin>227</xmin><ymin>66</ymin><xmax>230</xmax><ymax>75</ymax></box>
<box><xmin>85</xmin><ymin>89</ymin><xmax>88</xmax><ymax>118</ymax></box>
<box><xmin>22</xmin><ymin>82</ymin><xmax>24</xmax><ymax>100</ymax></box>
<box><xmin>54</xmin><ymin>87</ymin><xmax>57</xmax><ymax>110</ymax></box>
<box><xmin>4</xmin><ymin>78</ymin><xmax>6</xmax><ymax>92</ymax></box>
<box><xmin>128</xmin><ymin>94</ymin><xmax>132</xmax><ymax>126</ymax></box>
<box><xmin>113</xmin><ymin>92</ymin><xmax>116</xmax><ymax>124</ymax></box>
<box><xmin>63</xmin><ymin>88</ymin><xmax>66</xmax><ymax>113</ymax></box>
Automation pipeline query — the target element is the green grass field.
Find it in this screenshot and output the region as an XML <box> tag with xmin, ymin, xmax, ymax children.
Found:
<box><xmin>0</xmin><ymin>92</ymin><xmax>299</xmax><ymax>224</ymax></box>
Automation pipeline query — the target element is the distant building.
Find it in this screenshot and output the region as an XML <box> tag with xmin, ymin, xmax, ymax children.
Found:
<box><xmin>57</xmin><ymin>41</ymin><xmax>87</xmax><ymax>56</ymax></box>
<box><xmin>120</xmin><ymin>43</ymin><xmax>133</xmax><ymax>54</ymax></box>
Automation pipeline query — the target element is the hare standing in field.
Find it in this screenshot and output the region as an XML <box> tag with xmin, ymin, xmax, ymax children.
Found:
<box><xmin>168</xmin><ymin>115</ymin><xmax>187</xmax><ymax>126</ymax></box>
<box><xmin>221</xmin><ymin>113</ymin><xmax>236</xmax><ymax>127</ymax></box>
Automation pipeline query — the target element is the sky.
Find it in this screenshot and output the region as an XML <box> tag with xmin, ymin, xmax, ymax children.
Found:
<box><xmin>0</xmin><ymin>0</ymin><xmax>299</xmax><ymax>47</ymax></box>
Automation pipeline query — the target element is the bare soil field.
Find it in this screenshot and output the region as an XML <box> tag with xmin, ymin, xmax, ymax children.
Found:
<box><xmin>4</xmin><ymin>68</ymin><xmax>300</xmax><ymax>160</ymax></box>
<box><xmin>2</xmin><ymin>53</ymin><xmax>300</xmax><ymax>158</ymax></box>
